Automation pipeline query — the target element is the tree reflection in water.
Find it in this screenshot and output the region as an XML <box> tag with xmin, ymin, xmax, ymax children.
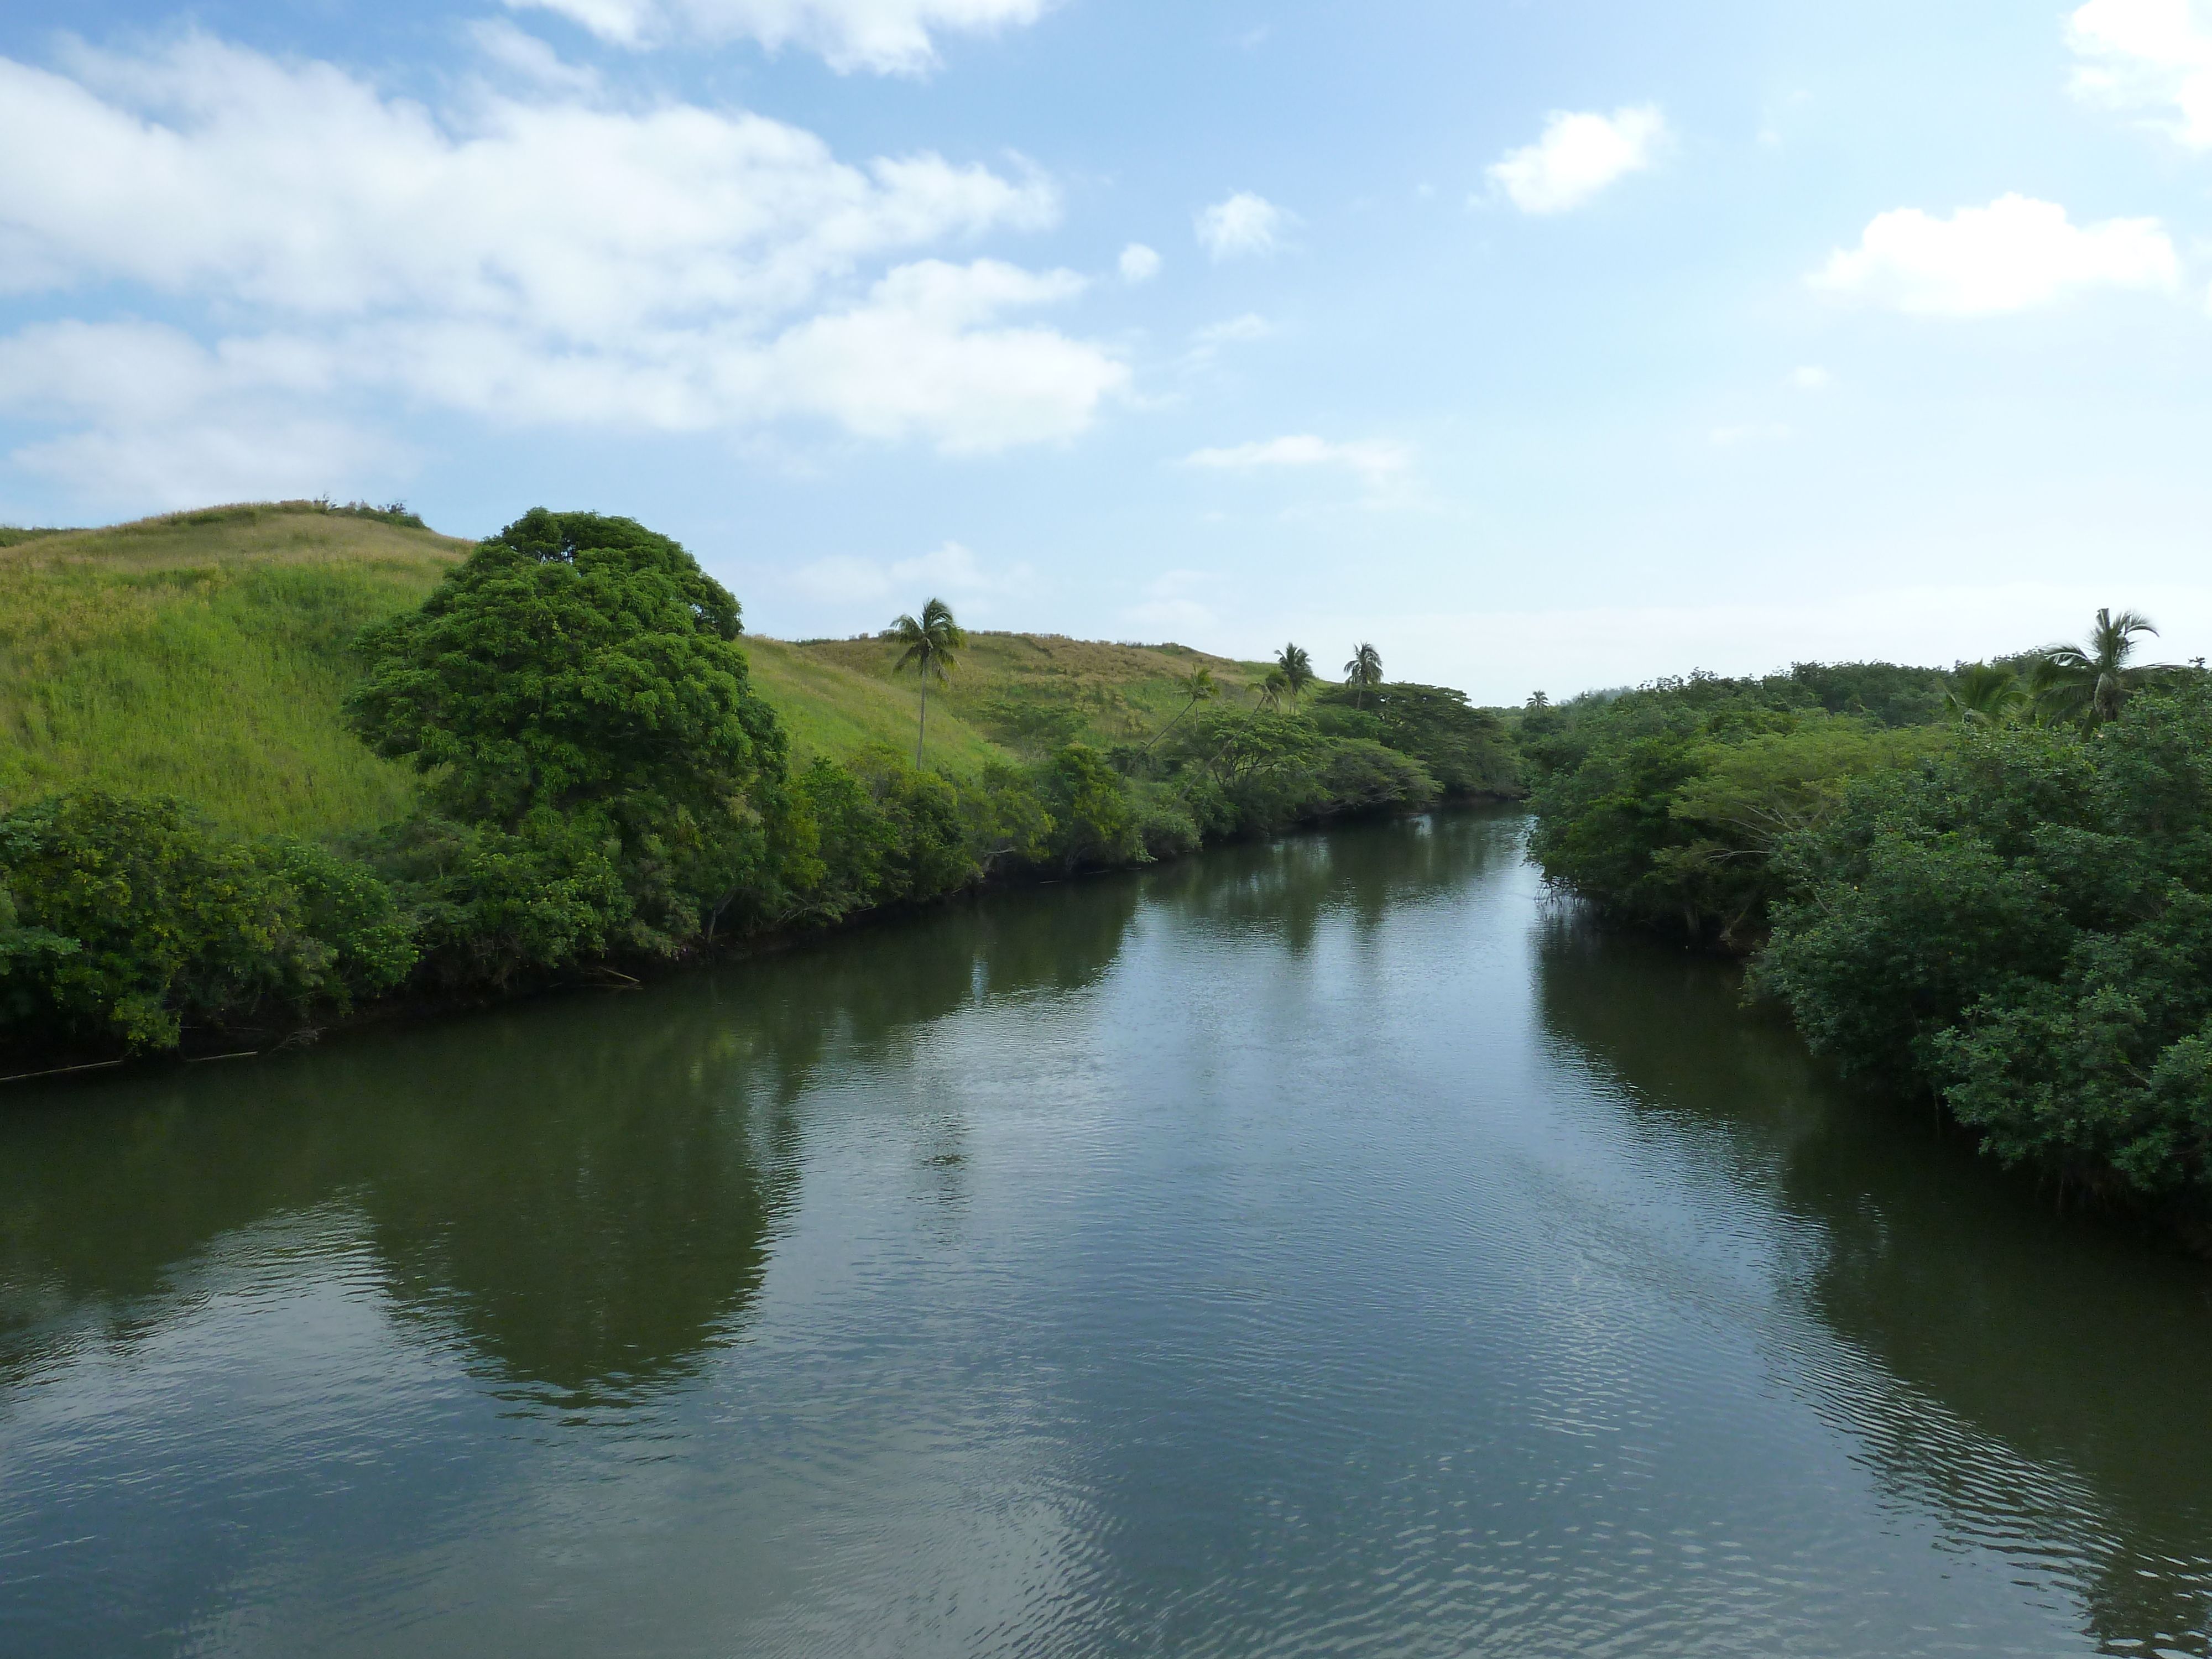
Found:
<box><xmin>0</xmin><ymin>868</ymin><xmax>1147</xmax><ymax>1410</ymax></box>
<box><xmin>1533</xmin><ymin>905</ymin><xmax>2212</xmax><ymax>1658</ymax></box>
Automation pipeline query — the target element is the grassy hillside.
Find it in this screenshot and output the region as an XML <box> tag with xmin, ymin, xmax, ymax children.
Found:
<box><xmin>0</xmin><ymin>503</ymin><xmax>468</xmax><ymax>837</ymax></box>
<box><xmin>0</xmin><ymin>501</ymin><xmax>1275</xmax><ymax>841</ymax></box>
<box><xmin>763</xmin><ymin>632</ymin><xmax>1268</xmax><ymax>766</ymax></box>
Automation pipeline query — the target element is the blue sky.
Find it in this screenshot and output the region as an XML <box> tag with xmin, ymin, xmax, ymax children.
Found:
<box><xmin>3</xmin><ymin>0</ymin><xmax>2210</xmax><ymax>698</ymax></box>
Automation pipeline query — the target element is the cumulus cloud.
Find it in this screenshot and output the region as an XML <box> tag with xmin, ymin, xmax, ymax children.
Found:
<box><xmin>2067</xmin><ymin>0</ymin><xmax>2212</xmax><ymax>148</ymax></box>
<box><xmin>1486</xmin><ymin>105</ymin><xmax>1666</xmax><ymax>215</ymax></box>
<box><xmin>1193</xmin><ymin>192</ymin><xmax>1294</xmax><ymax>261</ymax></box>
<box><xmin>0</xmin><ymin>35</ymin><xmax>1125</xmax><ymax>501</ymax></box>
<box><xmin>1808</xmin><ymin>193</ymin><xmax>2178</xmax><ymax>315</ymax></box>
<box><xmin>1118</xmin><ymin>242</ymin><xmax>1161</xmax><ymax>283</ymax></box>
<box><xmin>502</xmin><ymin>0</ymin><xmax>1049</xmax><ymax>75</ymax></box>
<box><xmin>1182</xmin><ymin>434</ymin><xmax>1410</xmax><ymax>486</ymax></box>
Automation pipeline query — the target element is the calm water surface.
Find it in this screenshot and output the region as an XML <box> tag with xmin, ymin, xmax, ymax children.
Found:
<box><xmin>4</xmin><ymin>811</ymin><xmax>2211</xmax><ymax>1658</ymax></box>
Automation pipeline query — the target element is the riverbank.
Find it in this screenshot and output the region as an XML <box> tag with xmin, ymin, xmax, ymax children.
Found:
<box><xmin>3</xmin><ymin>794</ymin><xmax>1519</xmax><ymax>1086</ymax></box>
<box><xmin>2</xmin><ymin>506</ymin><xmax>1525</xmax><ymax>1076</ymax></box>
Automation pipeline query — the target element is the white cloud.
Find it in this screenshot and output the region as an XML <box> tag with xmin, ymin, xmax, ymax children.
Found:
<box><xmin>1118</xmin><ymin>242</ymin><xmax>1161</xmax><ymax>283</ymax></box>
<box><xmin>789</xmin><ymin>538</ymin><xmax>1024</xmax><ymax>607</ymax></box>
<box><xmin>0</xmin><ymin>36</ymin><xmax>1125</xmax><ymax>503</ymax></box>
<box><xmin>2068</xmin><ymin>0</ymin><xmax>2212</xmax><ymax>148</ymax></box>
<box><xmin>1485</xmin><ymin>105</ymin><xmax>1667</xmax><ymax>215</ymax></box>
<box><xmin>502</xmin><ymin>0</ymin><xmax>1048</xmax><ymax>75</ymax></box>
<box><xmin>1193</xmin><ymin>192</ymin><xmax>1294</xmax><ymax>261</ymax></box>
<box><xmin>1809</xmin><ymin>193</ymin><xmax>2179</xmax><ymax>315</ymax></box>
<box><xmin>1182</xmin><ymin>434</ymin><xmax>1410</xmax><ymax>486</ymax></box>
<box><xmin>1786</xmin><ymin>365</ymin><xmax>1831</xmax><ymax>391</ymax></box>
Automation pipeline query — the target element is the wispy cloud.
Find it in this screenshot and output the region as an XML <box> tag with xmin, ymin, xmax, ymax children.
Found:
<box><xmin>1194</xmin><ymin>192</ymin><xmax>1295</xmax><ymax>260</ymax></box>
<box><xmin>1182</xmin><ymin>434</ymin><xmax>1410</xmax><ymax>486</ymax></box>
<box><xmin>500</xmin><ymin>0</ymin><xmax>1049</xmax><ymax>75</ymax></box>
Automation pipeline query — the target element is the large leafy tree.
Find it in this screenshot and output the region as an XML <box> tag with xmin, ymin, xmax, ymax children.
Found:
<box><xmin>346</xmin><ymin>509</ymin><xmax>786</xmax><ymax>945</ymax></box>
<box><xmin>889</xmin><ymin>597</ymin><xmax>965</xmax><ymax>766</ymax></box>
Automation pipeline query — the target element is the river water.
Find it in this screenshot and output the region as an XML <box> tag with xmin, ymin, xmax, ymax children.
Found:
<box><xmin>3</xmin><ymin>811</ymin><xmax>2210</xmax><ymax>1658</ymax></box>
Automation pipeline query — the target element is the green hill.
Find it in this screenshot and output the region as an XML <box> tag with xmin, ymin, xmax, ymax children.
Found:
<box><xmin>0</xmin><ymin>503</ymin><xmax>469</xmax><ymax>837</ymax></box>
<box><xmin>0</xmin><ymin>501</ymin><xmax>1267</xmax><ymax>841</ymax></box>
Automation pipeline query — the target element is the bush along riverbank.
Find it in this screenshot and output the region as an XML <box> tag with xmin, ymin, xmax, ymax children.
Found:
<box><xmin>1522</xmin><ymin>620</ymin><xmax>2212</xmax><ymax>1242</ymax></box>
<box><xmin>0</xmin><ymin>510</ymin><xmax>1517</xmax><ymax>1074</ymax></box>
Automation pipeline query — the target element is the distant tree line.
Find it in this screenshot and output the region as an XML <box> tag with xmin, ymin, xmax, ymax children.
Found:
<box><xmin>0</xmin><ymin>510</ymin><xmax>1517</xmax><ymax>1071</ymax></box>
<box><xmin>1521</xmin><ymin>613</ymin><xmax>2212</xmax><ymax>1222</ymax></box>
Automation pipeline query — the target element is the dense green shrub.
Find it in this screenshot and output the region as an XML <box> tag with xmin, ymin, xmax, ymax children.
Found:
<box><xmin>1315</xmin><ymin>682</ymin><xmax>1518</xmax><ymax>796</ymax></box>
<box><xmin>0</xmin><ymin>791</ymin><xmax>414</xmax><ymax>1051</ymax></box>
<box><xmin>1753</xmin><ymin>687</ymin><xmax>2212</xmax><ymax>1200</ymax></box>
<box><xmin>1523</xmin><ymin>669</ymin><xmax>1945</xmax><ymax>944</ymax></box>
<box><xmin>354</xmin><ymin>812</ymin><xmax>631</xmax><ymax>988</ymax></box>
<box><xmin>1039</xmin><ymin>744</ymin><xmax>1146</xmax><ymax>870</ymax></box>
<box><xmin>1157</xmin><ymin>708</ymin><xmax>1439</xmax><ymax>836</ymax></box>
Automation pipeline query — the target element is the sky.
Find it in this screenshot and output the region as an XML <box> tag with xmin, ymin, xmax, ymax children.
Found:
<box><xmin>3</xmin><ymin>0</ymin><xmax>2211</xmax><ymax>701</ymax></box>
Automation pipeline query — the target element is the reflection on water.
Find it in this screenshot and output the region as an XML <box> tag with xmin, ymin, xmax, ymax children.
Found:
<box><xmin>3</xmin><ymin>811</ymin><xmax>2209</xmax><ymax>1658</ymax></box>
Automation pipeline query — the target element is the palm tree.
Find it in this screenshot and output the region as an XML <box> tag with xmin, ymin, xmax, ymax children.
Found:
<box><xmin>2034</xmin><ymin>608</ymin><xmax>2167</xmax><ymax>727</ymax></box>
<box><xmin>1144</xmin><ymin>665</ymin><xmax>1218</xmax><ymax>753</ymax></box>
<box><xmin>888</xmin><ymin>596</ymin><xmax>965</xmax><ymax>765</ymax></box>
<box><xmin>1943</xmin><ymin>662</ymin><xmax>2027</xmax><ymax>726</ymax></box>
<box><xmin>1343</xmin><ymin>642</ymin><xmax>1383</xmax><ymax>709</ymax></box>
<box><xmin>1256</xmin><ymin>666</ymin><xmax>1291</xmax><ymax>713</ymax></box>
<box><xmin>1275</xmin><ymin>643</ymin><xmax>1315</xmax><ymax>704</ymax></box>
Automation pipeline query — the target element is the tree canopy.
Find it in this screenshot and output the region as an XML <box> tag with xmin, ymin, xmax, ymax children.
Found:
<box><xmin>347</xmin><ymin>509</ymin><xmax>784</xmax><ymax>839</ymax></box>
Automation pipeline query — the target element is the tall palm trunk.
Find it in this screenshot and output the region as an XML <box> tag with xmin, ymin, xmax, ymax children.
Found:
<box><xmin>917</xmin><ymin>664</ymin><xmax>928</xmax><ymax>767</ymax></box>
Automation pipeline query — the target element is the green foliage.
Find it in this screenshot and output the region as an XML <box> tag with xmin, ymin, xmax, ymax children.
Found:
<box><xmin>1752</xmin><ymin>685</ymin><xmax>2212</xmax><ymax>1200</ymax></box>
<box><xmin>0</xmin><ymin>791</ymin><xmax>415</xmax><ymax>1051</ymax></box>
<box><xmin>1039</xmin><ymin>744</ymin><xmax>1146</xmax><ymax>870</ymax></box>
<box><xmin>1316</xmin><ymin>681</ymin><xmax>1517</xmax><ymax>796</ymax></box>
<box><xmin>1523</xmin><ymin>667</ymin><xmax>1946</xmax><ymax>943</ymax></box>
<box><xmin>1160</xmin><ymin>707</ymin><xmax>1439</xmax><ymax>836</ymax></box>
<box><xmin>348</xmin><ymin>509</ymin><xmax>787</xmax><ymax>949</ymax></box>
<box><xmin>1343</xmin><ymin>642</ymin><xmax>1384</xmax><ymax>707</ymax></box>
<box><xmin>2033</xmin><ymin>606</ymin><xmax>2171</xmax><ymax>727</ymax></box>
<box><xmin>354</xmin><ymin>812</ymin><xmax>632</xmax><ymax>989</ymax></box>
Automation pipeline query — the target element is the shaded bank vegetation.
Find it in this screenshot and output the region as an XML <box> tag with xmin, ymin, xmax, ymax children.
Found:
<box><xmin>1524</xmin><ymin>617</ymin><xmax>2212</xmax><ymax>1229</ymax></box>
<box><xmin>0</xmin><ymin>508</ymin><xmax>1516</xmax><ymax>1070</ymax></box>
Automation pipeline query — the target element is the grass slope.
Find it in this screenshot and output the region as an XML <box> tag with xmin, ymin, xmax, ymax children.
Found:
<box><xmin>1</xmin><ymin>502</ymin><xmax>1276</xmax><ymax>841</ymax></box>
<box><xmin>779</xmin><ymin>632</ymin><xmax>1270</xmax><ymax>761</ymax></box>
<box><xmin>0</xmin><ymin>503</ymin><xmax>467</xmax><ymax>837</ymax></box>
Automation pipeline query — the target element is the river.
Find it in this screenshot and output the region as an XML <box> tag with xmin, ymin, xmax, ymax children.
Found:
<box><xmin>3</xmin><ymin>810</ymin><xmax>2209</xmax><ymax>1657</ymax></box>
